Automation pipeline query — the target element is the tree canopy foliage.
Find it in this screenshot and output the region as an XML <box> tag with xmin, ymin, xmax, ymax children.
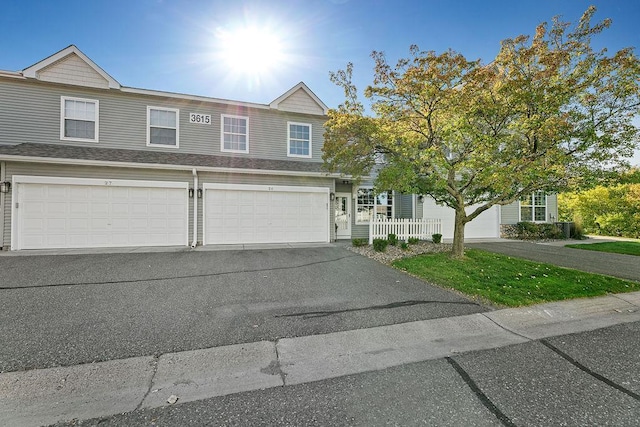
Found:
<box><xmin>559</xmin><ymin>168</ymin><xmax>640</xmax><ymax>238</ymax></box>
<box><xmin>322</xmin><ymin>7</ymin><xmax>640</xmax><ymax>257</ymax></box>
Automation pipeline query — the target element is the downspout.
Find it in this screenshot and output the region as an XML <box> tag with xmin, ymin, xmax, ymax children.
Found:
<box><xmin>191</xmin><ymin>168</ymin><xmax>198</xmax><ymax>248</ymax></box>
<box><xmin>0</xmin><ymin>161</ymin><xmax>5</xmax><ymax>250</ymax></box>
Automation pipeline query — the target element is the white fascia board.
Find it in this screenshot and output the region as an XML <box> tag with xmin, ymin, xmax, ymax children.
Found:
<box><xmin>203</xmin><ymin>183</ymin><xmax>330</xmax><ymax>193</ymax></box>
<box><xmin>0</xmin><ymin>70</ymin><xmax>25</xmax><ymax>79</ymax></box>
<box><xmin>0</xmin><ymin>154</ymin><xmax>343</xmax><ymax>178</ymax></box>
<box><xmin>12</xmin><ymin>175</ymin><xmax>188</xmax><ymax>189</ymax></box>
<box><xmin>121</xmin><ymin>87</ymin><xmax>270</xmax><ymax>110</ymax></box>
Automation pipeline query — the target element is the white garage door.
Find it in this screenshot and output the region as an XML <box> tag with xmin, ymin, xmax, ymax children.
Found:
<box><xmin>422</xmin><ymin>198</ymin><xmax>500</xmax><ymax>239</ymax></box>
<box><xmin>13</xmin><ymin>176</ymin><xmax>189</xmax><ymax>250</ymax></box>
<box><xmin>204</xmin><ymin>184</ymin><xmax>329</xmax><ymax>245</ymax></box>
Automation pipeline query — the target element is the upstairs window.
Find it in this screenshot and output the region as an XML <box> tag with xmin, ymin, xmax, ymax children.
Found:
<box><xmin>520</xmin><ymin>191</ymin><xmax>547</xmax><ymax>222</ymax></box>
<box><xmin>147</xmin><ymin>107</ymin><xmax>179</xmax><ymax>147</ymax></box>
<box><xmin>356</xmin><ymin>188</ymin><xmax>394</xmax><ymax>224</ymax></box>
<box><xmin>221</xmin><ymin>114</ymin><xmax>249</xmax><ymax>153</ymax></box>
<box><xmin>61</xmin><ymin>97</ymin><xmax>99</xmax><ymax>142</ymax></box>
<box><xmin>288</xmin><ymin>122</ymin><xmax>311</xmax><ymax>158</ymax></box>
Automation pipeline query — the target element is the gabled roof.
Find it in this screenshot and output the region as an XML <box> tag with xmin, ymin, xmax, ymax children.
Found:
<box><xmin>22</xmin><ymin>45</ymin><xmax>121</xmax><ymax>89</ymax></box>
<box><xmin>270</xmin><ymin>82</ymin><xmax>329</xmax><ymax>115</ymax></box>
<box><xmin>12</xmin><ymin>46</ymin><xmax>329</xmax><ymax>115</ymax></box>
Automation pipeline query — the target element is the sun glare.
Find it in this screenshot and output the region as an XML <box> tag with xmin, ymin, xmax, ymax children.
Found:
<box><xmin>215</xmin><ymin>25</ymin><xmax>287</xmax><ymax>80</ymax></box>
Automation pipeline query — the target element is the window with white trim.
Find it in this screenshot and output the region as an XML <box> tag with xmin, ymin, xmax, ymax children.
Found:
<box><xmin>61</xmin><ymin>96</ymin><xmax>99</xmax><ymax>142</ymax></box>
<box><xmin>356</xmin><ymin>188</ymin><xmax>394</xmax><ymax>224</ymax></box>
<box><xmin>221</xmin><ymin>114</ymin><xmax>249</xmax><ymax>153</ymax></box>
<box><xmin>147</xmin><ymin>106</ymin><xmax>179</xmax><ymax>147</ymax></box>
<box><xmin>520</xmin><ymin>191</ymin><xmax>547</xmax><ymax>222</ymax></box>
<box><xmin>288</xmin><ymin>122</ymin><xmax>311</xmax><ymax>158</ymax></box>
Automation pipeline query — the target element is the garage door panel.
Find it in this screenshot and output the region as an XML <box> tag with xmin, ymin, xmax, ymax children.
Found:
<box><xmin>73</xmin><ymin>218</ymin><xmax>90</xmax><ymax>230</ymax></box>
<box><xmin>46</xmin><ymin>202</ymin><xmax>67</xmax><ymax>215</ymax></box>
<box><xmin>15</xmin><ymin>180</ymin><xmax>188</xmax><ymax>250</ymax></box>
<box><xmin>204</xmin><ymin>186</ymin><xmax>328</xmax><ymax>245</ymax></box>
<box><xmin>91</xmin><ymin>187</ymin><xmax>109</xmax><ymax>198</ymax></box>
<box><xmin>422</xmin><ymin>199</ymin><xmax>499</xmax><ymax>239</ymax></box>
<box><xmin>91</xmin><ymin>218</ymin><xmax>109</xmax><ymax>230</ymax></box>
<box><xmin>69</xmin><ymin>202</ymin><xmax>89</xmax><ymax>214</ymax></box>
<box><xmin>47</xmin><ymin>186</ymin><xmax>67</xmax><ymax>198</ymax></box>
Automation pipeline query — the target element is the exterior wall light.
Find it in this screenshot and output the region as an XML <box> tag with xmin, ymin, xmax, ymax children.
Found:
<box><xmin>188</xmin><ymin>188</ymin><xmax>194</xmax><ymax>198</ymax></box>
<box><xmin>0</xmin><ymin>181</ymin><xmax>10</xmax><ymax>194</ymax></box>
<box><xmin>330</xmin><ymin>192</ymin><xmax>336</xmax><ymax>201</ymax></box>
<box><xmin>417</xmin><ymin>195</ymin><xmax>424</xmax><ymax>203</ymax></box>
<box><xmin>197</xmin><ymin>188</ymin><xmax>203</xmax><ymax>199</ymax></box>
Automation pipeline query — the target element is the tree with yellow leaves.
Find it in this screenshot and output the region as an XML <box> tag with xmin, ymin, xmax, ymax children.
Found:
<box><xmin>323</xmin><ymin>7</ymin><xmax>640</xmax><ymax>258</ymax></box>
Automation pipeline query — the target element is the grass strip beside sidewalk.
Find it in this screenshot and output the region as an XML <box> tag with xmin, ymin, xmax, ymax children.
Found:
<box><xmin>565</xmin><ymin>241</ymin><xmax>640</xmax><ymax>256</ymax></box>
<box><xmin>393</xmin><ymin>249</ymin><xmax>639</xmax><ymax>307</ymax></box>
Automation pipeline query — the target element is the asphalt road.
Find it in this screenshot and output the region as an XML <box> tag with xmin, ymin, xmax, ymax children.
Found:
<box><xmin>468</xmin><ymin>241</ymin><xmax>640</xmax><ymax>282</ymax></box>
<box><xmin>0</xmin><ymin>246</ymin><xmax>486</xmax><ymax>373</ymax></box>
<box><xmin>55</xmin><ymin>321</ymin><xmax>640</xmax><ymax>427</ymax></box>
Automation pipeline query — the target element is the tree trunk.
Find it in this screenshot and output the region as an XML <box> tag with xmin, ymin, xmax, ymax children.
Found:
<box><xmin>451</xmin><ymin>208</ymin><xmax>466</xmax><ymax>258</ymax></box>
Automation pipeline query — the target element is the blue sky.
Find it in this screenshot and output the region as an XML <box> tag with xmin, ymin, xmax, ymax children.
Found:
<box><xmin>2</xmin><ymin>0</ymin><xmax>639</xmax><ymax>164</ymax></box>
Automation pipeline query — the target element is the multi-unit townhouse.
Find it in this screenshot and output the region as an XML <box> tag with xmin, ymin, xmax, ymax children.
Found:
<box><xmin>0</xmin><ymin>46</ymin><xmax>557</xmax><ymax>251</ymax></box>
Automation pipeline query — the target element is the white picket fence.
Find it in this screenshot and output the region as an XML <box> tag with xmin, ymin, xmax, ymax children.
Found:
<box><xmin>369</xmin><ymin>218</ymin><xmax>442</xmax><ymax>244</ymax></box>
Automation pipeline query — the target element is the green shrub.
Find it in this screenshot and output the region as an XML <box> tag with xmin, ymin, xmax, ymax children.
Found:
<box><xmin>387</xmin><ymin>233</ymin><xmax>398</xmax><ymax>246</ymax></box>
<box><xmin>515</xmin><ymin>222</ymin><xmax>565</xmax><ymax>240</ymax></box>
<box><xmin>559</xmin><ymin>183</ymin><xmax>640</xmax><ymax>238</ymax></box>
<box><xmin>351</xmin><ymin>238</ymin><xmax>368</xmax><ymax>247</ymax></box>
<box><xmin>407</xmin><ymin>237</ymin><xmax>420</xmax><ymax>244</ymax></box>
<box><xmin>432</xmin><ymin>233</ymin><xmax>442</xmax><ymax>244</ymax></box>
<box><xmin>400</xmin><ymin>242</ymin><xmax>409</xmax><ymax>250</ymax></box>
<box><xmin>373</xmin><ymin>238</ymin><xmax>389</xmax><ymax>252</ymax></box>
<box><xmin>571</xmin><ymin>221</ymin><xmax>586</xmax><ymax>239</ymax></box>
<box><xmin>543</xmin><ymin>223</ymin><xmax>565</xmax><ymax>239</ymax></box>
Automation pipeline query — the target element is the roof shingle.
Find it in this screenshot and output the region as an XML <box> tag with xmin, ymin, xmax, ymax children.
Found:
<box><xmin>0</xmin><ymin>143</ymin><xmax>328</xmax><ymax>174</ymax></box>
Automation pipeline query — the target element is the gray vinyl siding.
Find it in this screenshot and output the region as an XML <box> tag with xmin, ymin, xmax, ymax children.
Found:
<box><xmin>0</xmin><ymin>79</ymin><xmax>326</xmax><ymax>162</ymax></box>
<box><xmin>2</xmin><ymin>161</ymin><xmax>194</xmax><ymax>248</ymax></box>
<box><xmin>416</xmin><ymin>198</ymin><xmax>424</xmax><ymax>219</ymax></box>
<box><xmin>500</xmin><ymin>202</ymin><xmax>520</xmax><ymax>225</ymax></box>
<box><xmin>397</xmin><ymin>193</ymin><xmax>413</xmax><ymax>218</ymax></box>
<box><xmin>500</xmin><ymin>194</ymin><xmax>559</xmax><ymax>225</ymax></box>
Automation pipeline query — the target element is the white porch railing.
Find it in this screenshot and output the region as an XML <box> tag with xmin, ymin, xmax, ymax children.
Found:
<box><xmin>369</xmin><ymin>217</ymin><xmax>442</xmax><ymax>244</ymax></box>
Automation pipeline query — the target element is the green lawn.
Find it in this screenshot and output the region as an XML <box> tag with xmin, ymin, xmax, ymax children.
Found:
<box><xmin>565</xmin><ymin>241</ymin><xmax>640</xmax><ymax>256</ymax></box>
<box><xmin>392</xmin><ymin>249</ymin><xmax>638</xmax><ymax>307</ymax></box>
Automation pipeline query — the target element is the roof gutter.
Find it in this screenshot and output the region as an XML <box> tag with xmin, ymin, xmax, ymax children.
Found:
<box><xmin>191</xmin><ymin>168</ymin><xmax>198</xmax><ymax>248</ymax></box>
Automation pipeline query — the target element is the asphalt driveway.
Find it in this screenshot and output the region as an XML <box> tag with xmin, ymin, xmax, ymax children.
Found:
<box><xmin>468</xmin><ymin>240</ymin><xmax>640</xmax><ymax>282</ymax></box>
<box><xmin>0</xmin><ymin>246</ymin><xmax>487</xmax><ymax>373</ymax></box>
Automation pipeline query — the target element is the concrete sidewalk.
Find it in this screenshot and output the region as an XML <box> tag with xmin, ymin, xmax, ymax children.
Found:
<box><xmin>2</xmin><ymin>291</ymin><xmax>639</xmax><ymax>427</ymax></box>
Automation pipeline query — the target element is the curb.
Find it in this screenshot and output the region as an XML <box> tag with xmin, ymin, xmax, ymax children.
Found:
<box><xmin>2</xmin><ymin>291</ymin><xmax>639</xmax><ymax>426</ymax></box>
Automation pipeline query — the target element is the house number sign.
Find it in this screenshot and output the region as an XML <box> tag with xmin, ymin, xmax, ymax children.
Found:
<box><xmin>189</xmin><ymin>113</ymin><xmax>211</xmax><ymax>124</ymax></box>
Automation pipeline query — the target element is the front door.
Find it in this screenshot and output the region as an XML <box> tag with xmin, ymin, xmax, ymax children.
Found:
<box><xmin>335</xmin><ymin>193</ymin><xmax>351</xmax><ymax>239</ymax></box>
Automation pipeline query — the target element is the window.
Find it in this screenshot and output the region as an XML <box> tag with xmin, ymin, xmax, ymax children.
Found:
<box><xmin>221</xmin><ymin>114</ymin><xmax>249</xmax><ymax>153</ymax></box>
<box><xmin>520</xmin><ymin>191</ymin><xmax>547</xmax><ymax>222</ymax></box>
<box><xmin>61</xmin><ymin>97</ymin><xmax>99</xmax><ymax>142</ymax></box>
<box><xmin>147</xmin><ymin>107</ymin><xmax>179</xmax><ymax>147</ymax></box>
<box><xmin>288</xmin><ymin>122</ymin><xmax>311</xmax><ymax>158</ymax></box>
<box><xmin>356</xmin><ymin>188</ymin><xmax>394</xmax><ymax>224</ymax></box>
